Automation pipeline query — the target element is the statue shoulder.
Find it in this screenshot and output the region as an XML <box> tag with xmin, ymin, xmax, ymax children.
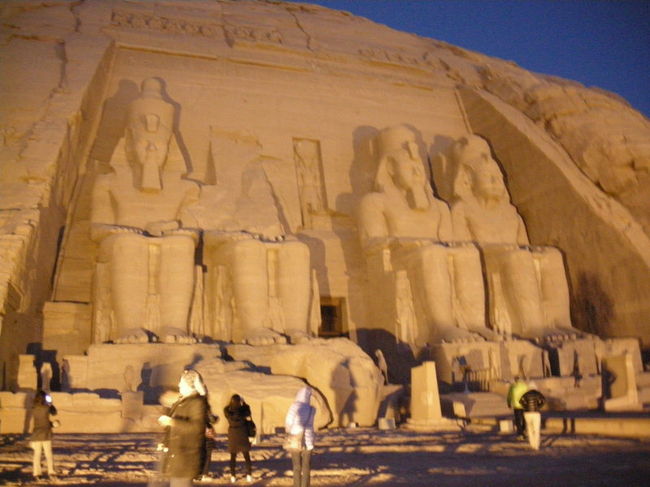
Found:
<box><xmin>360</xmin><ymin>191</ymin><xmax>388</xmax><ymax>210</ymax></box>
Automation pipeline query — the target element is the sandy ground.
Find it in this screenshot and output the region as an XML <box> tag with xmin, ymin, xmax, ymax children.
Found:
<box><xmin>1</xmin><ymin>426</ymin><xmax>650</xmax><ymax>486</ymax></box>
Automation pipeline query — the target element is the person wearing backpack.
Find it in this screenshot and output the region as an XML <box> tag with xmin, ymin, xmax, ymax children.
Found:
<box><xmin>519</xmin><ymin>387</ymin><xmax>546</xmax><ymax>450</ymax></box>
<box><xmin>224</xmin><ymin>394</ymin><xmax>254</xmax><ymax>483</ymax></box>
<box><xmin>284</xmin><ymin>386</ymin><xmax>316</xmax><ymax>487</ymax></box>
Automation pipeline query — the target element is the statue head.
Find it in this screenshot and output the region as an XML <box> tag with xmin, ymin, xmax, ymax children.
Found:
<box><xmin>373</xmin><ymin>125</ymin><xmax>431</xmax><ymax>210</ymax></box>
<box><xmin>126</xmin><ymin>77</ymin><xmax>175</xmax><ymax>192</ymax></box>
<box><xmin>450</xmin><ymin>135</ymin><xmax>508</xmax><ymax>204</ymax></box>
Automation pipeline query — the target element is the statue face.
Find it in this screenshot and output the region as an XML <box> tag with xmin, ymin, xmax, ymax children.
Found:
<box><xmin>472</xmin><ymin>159</ymin><xmax>505</xmax><ymax>199</ymax></box>
<box><xmin>133</xmin><ymin>126</ymin><xmax>169</xmax><ymax>169</ymax></box>
<box><xmin>389</xmin><ymin>140</ymin><xmax>424</xmax><ymax>191</ymax></box>
<box><xmin>462</xmin><ymin>140</ymin><xmax>506</xmax><ymax>200</ymax></box>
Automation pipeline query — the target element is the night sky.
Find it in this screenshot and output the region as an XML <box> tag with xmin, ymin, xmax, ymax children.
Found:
<box><xmin>286</xmin><ymin>0</ymin><xmax>650</xmax><ymax>118</ymax></box>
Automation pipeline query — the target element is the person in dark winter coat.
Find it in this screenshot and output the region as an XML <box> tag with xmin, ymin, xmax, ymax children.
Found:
<box><xmin>30</xmin><ymin>390</ymin><xmax>57</xmax><ymax>480</ymax></box>
<box><xmin>519</xmin><ymin>388</ymin><xmax>546</xmax><ymax>450</ymax></box>
<box><xmin>197</xmin><ymin>393</ymin><xmax>219</xmax><ymax>482</ymax></box>
<box><xmin>285</xmin><ymin>386</ymin><xmax>316</xmax><ymax>487</ymax></box>
<box><xmin>224</xmin><ymin>394</ymin><xmax>253</xmax><ymax>483</ymax></box>
<box><xmin>159</xmin><ymin>369</ymin><xmax>208</xmax><ymax>487</ymax></box>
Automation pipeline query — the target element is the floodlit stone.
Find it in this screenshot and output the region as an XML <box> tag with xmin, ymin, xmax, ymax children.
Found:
<box><xmin>228</xmin><ymin>338</ymin><xmax>383</xmax><ymax>427</ymax></box>
<box><xmin>0</xmin><ymin>0</ymin><xmax>648</xmax><ymax>430</ymax></box>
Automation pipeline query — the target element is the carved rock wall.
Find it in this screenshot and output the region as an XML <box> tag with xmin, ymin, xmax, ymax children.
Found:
<box><xmin>1</xmin><ymin>0</ymin><xmax>648</xmax><ymax>390</ymax></box>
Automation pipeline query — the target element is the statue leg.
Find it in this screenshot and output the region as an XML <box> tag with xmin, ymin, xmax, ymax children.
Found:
<box><xmin>450</xmin><ymin>244</ymin><xmax>488</xmax><ymax>334</ymax></box>
<box><xmin>108</xmin><ymin>234</ymin><xmax>148</xmax><ymax>338</ymax></box>
<box><xmin>396</xmin><ymin>244</ymin><xmax>455</xmax><ymax>343</ymax></box>
<box><xmin>537</xmin><ymin>248</ymin><xmax>573</xmax><ymax>330</ymax></box>
<box><xmin>276</xmin><ymin>240</ymin><xmax>311</xmax><ymax>341</ymax></box>
<box><xmin>498</xmin><ymin>249</ymin><xmax>546</xmax><ymax>337</ymax></box>
<box><xmin>159</xmin><ymin>235</ymin><xmax>196</xmax><ymax>335</ymax></box>
<box><xmin>226</xmin><ymin>239</ymin><xmax>282</xmax><ymax>344</ymax></box>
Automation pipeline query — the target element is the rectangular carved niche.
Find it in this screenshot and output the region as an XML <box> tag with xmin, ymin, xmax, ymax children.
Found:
<box><xmin>319</xmin><ymin>297</ymin><xmax>346</xmax><ymax>338</ymax></box>
<box><xmin>293</xmin><ymin>138</ymin><xmax>328</xmax><ymax>229</ymax></box>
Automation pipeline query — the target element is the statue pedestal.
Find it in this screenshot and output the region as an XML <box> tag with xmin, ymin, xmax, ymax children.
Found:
<box><xmin>406</xmin><ymin>362</ymin><xmax>460</xmax><ymax>431</ymax></box>
<box><xmin>64</xmin><ymin>343</ymin><xmax>221</xmax><ymax>403</ymax></box>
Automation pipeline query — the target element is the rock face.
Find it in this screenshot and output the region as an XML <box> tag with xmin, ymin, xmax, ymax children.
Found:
<box><xmin>228</xmin><ymin>338</ymin><xmax>383</xmax><ymax>427</ymax></box>
<box><xmin>0</xmin><ymin>0</ymin><xmax>648</xmax><ymax>402</ymax></box>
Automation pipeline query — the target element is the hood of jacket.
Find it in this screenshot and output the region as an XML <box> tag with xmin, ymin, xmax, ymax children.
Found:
<box><xmin>294</xmin><ymin>386</ymin><xmax>312</xmax><ymax>404</ymax></box>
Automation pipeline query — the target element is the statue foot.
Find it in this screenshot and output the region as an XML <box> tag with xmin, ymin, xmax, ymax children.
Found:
<box><xmin>286</xmin><ymin>329</ymin><xmax>311</xmax><ymax>344</ymax></box>
<box><xmin>160</xmin><ymin>327</ymin><xmax>197</xmax><ymax>344</ymax></box>
<box><xmin>532</xmin><ymin>326</ymin><xmax>582</xmax><ymax>342</ymax></box>
<box><xmin>115</xmin><ymin>328</ymin><xmax>155</xmax><ymax>344</ymax></box>
<box><xmin>438</xmin><ymin>327</ymin><xmax>486</xmax><ymax>344</ymax></box>
<box><xmin>244</xmin><ymin>328</ymin><xmax>287</xmax><ymax>346</ymax></box>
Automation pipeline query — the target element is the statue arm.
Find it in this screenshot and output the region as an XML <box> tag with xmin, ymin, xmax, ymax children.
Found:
<box><xmin>516</xmin><ymin>214</ymin><xmax>530</xmax><ymax>246</ymax></box>
<box><xmin>203</xmin><ymin>229</ymin><xmax>254</xmax><ymax>247</ymax></box>
<box><xmin>90</xmin><ymin>176</ymin><xmax>142</xmax><ymax>241</ymax></box>
<box><xmin>450</xmin><ymin>203</ymin><xmax>472</xmax><ymax>242</ymax></box>
<box><xmin>358</xmin><ymin>194</ymin><xmax>393</xmax><ymax>253</ymax></box>
<box><xmin>436</xmin><ymin>199</ymin><xmax>454</xmax><ymax>241</ymax></box>
<box><xmin>178</xmin><ymin>182</ymin><xmax>201</xmax><ymax>229</ymax></box>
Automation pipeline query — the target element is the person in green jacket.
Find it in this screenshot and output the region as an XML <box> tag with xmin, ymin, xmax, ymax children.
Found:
<box><xmin>506</xmin><ymin>376</ymin><xmax>528</xmax><ymax>438</ymax></box>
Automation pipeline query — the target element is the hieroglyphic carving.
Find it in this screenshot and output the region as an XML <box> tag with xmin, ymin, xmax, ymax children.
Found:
<box><xmin>224</xmin><ymin>24</ymin><xmax>283</xmax><ymax>46</ymax></box>
<box><xmin>358</xmin><ymin>48</ymin><xmax>445</xmax><ymax>71</ymax></box>
<box><xmin>110</xmin><ymin>9</ymin><xmax>220</xmax><ymax>38</ymax></box>
<box><xmin>293</xmin><ymin>138</ymin><xmax>327</xmax><ymax>229</ymax></box>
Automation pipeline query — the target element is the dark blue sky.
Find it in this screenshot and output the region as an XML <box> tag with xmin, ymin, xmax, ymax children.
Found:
<box><xmin>287</xmin><ymin>0</ymin><xmax>649</xmax><ymax>117</ymax></box>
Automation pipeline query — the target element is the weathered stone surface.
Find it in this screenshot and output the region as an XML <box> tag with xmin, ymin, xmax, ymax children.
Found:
<box><xmin>0</xmin><ymin>1</ymin><xmax>648</xmax><ymax>429</ymax></box>
<box><xmin>228</xmin><ymin>338</ymin><xmax>383</xmax><ymax>427</ymax></box>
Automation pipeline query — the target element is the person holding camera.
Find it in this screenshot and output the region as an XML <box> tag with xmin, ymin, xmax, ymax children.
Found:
<box><xmin>30</xmin><ymin>390</ymin><xmax>58</xmax><ymax>480</ymax></box>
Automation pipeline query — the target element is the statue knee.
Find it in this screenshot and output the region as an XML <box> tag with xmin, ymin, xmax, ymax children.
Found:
<box><xmin>281</xmin><ymin>240</ymin><xmax>310</xmax><ymax>262</ymax></box>
<box><xmin>110</xmin><ymin>233</ymin><xmax>148</xmax><ymax>259</ymax></box>
<box><xmin>417</xmin><ymin>244</ymin><xmax>450</xmax><ymax>269</ymax></box>
<box><xmin>231</xmin><ymin>238</ymin><xmax>266</xmax><ymax>260</ymax></box>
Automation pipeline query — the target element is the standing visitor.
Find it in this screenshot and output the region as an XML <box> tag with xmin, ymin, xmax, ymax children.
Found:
<box><xmin>30</xmin><ymin>390</ymin><xmax>58</xmax><ymax>481</ymax></box>
<box><xmin>224</xmin><ymin>394</ymin><xmax>254</xmax><ymax>483</ymax></box>
<box><xmin>158</xmin><ymin>369</ymin><xmax>207</xmax><ymax>487</ymax></box>
<box><xmin>196</xmin><ymin>379</ymin><xmax>218</xmax><ymax>483</ymax></box>
<box><xmin>519</xmin><ymin>387</ymin><xmax>546</xmax><ymax>450</ymax></box>
<box><xmin>285</xmin><ymin>386</ymin><xmax>316</xmax><ymax>487</ymax></box>
<box><xmin>506</xmin><ymin>376</ymin><xmax>528</xmax><ymax>439</ymax></box>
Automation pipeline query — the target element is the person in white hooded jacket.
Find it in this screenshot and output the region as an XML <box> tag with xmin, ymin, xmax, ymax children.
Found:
<box><xmin>284</xmin><ymin>386</ymin><xmax>316</xmax><ymax>487</ymax></box>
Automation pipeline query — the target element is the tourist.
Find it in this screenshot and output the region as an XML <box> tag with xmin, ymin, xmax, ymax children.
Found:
<box><xmin>506</xmin><ymin>376</ymin><xmax>528</xmax><ymax>438</ymax></box>
<box><xmin>30</xmin><ymin>390</ymin><xmax>58</xmax><ymax>481</ymax></box>
<box><xmin>158</xmin><ymin>369</ymin><xmax>207</xmax><ymax>486</ymax></box>
<box><xmin>519</xmin><ymin>387</ymin><xmax>546</xmax><ymax>450</ymax></box>
<box><xmin>224</xmin><ymin>394</ymin><xmax>254</xmax><ymax>483</ymax></box>
<box><xmin>285</xmin><ymin>386</ymin><xmax>316</xmax><ymax>487</ymax></box>
<box><xmin>197</xmin><ymin>404</ymin><xmax>218</xmax><ymax>482</ymax></box>
<box><xmin>195</xmin><ymin>375</ymin><xmax>218</xmax><ymax>483</ymax></box>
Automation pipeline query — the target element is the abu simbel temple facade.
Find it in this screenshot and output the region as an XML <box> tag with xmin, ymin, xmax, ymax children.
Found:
<box><xmin>1</xmin><ymin>0</ymin><xmax>649</xmax><ymax>433</ymax></box>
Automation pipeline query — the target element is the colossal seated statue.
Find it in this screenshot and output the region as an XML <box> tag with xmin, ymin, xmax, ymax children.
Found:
<box><xmin>447</xmin><ymin>134</ymin><xmax>577</xmax><ymax>340</ymax></box>
<box><xmin>90</xmin><ymin>78</ymin><xmax>200</xmax><ymax>344</ymax></box>
<box><xmin>201</xmin><ymin>133</ymin><xmax>313</xmax><ymax>346</ymax></box>
<box><xmin>357</xmin><ymin>125</ymin><xmax>491</xmax><ymax>345</ymax></box>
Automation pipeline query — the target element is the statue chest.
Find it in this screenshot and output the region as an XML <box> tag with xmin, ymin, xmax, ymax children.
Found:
<box><xmin>386</xmin><ymin>206</ymin><xmax>441</xmax><ymax>239</ymax></box>
<box><xmin>467</xmin><ymin>211</ymin><xmax>520</xmax><ymax>244</ymax></box>
<box><xmin>111</xmin><ymin>184</ymin><xmax>188</xmax><ymax>225</ymax></box>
